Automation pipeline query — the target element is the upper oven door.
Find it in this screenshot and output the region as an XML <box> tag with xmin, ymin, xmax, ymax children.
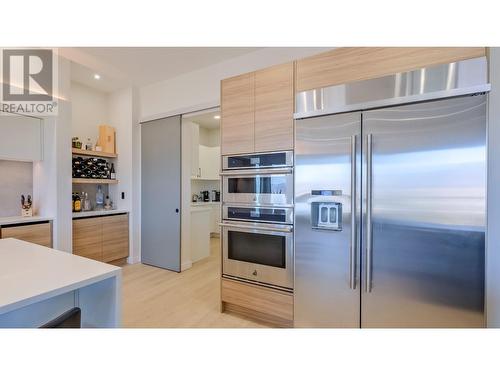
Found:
<box><xmin>221</xmin><ymin>168</ymin><xmax>294</xmax><ymax>206</ymax></box>
<box><xmin>223</xmin><ymin>151</ymin><xmax>293</xmax><ymax>170</ymax></box>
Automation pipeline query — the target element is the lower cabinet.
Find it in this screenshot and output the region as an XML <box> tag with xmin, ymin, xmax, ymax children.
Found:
<box><xmin>73</xmin><ymin>214</ymin><xmax>129</xmax><ymax>264</ymax></box>
<box><xmin>0</xmin><ymin>222</ymin><xmax>52</xmax><ymax>247</ymax></box>
<box><xmin>73</xmin><ymin>217</ymin><xmax>102</xmax><ymax>261</ymax></box>
<box><xmin>221</xmin><ymin>278</ymin><xmax>293</xmax><ymax>327</ymax></box>
<box><xmin>102</xmin><ymin>214</ymin><xmax>129</xmax><ymax>262</ymax></box>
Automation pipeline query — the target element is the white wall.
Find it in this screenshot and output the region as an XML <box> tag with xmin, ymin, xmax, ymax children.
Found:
<box><xmin>199</xmin><ymin>127</ymin><xmax>219</xmax><ymax>147</ymax></box>
<box><xmin>131</xmin><ymin>88</ymin><xmax>141</xmax><ymax>264</ymax></box>
<box><xmin>54</xmin><ymin>57</ymin><xmax>73</xmax><ymax>252</ymax></box>
<box><xmin>108</xmin><ymin>87</ymin><xmax>137</xmax><ymax>263</ymax></box>
<box><xmin>181</xmin><ymin>119</ymin><xmax>193</xmax><ymax>270</ymax></box>
<box><xmin>71</xmin><ymin>82</ymin><xmax>109</xmax><ymax>143</ymax></box>
<box><xmin>487</xmin><ymin>47</ymin><xmax>500</xmax><ymax>327</ymax></box>
<box><xmin>139</xmin><ymin>47</ymin><xmax>330</xmax><ymax>121</ymax></box>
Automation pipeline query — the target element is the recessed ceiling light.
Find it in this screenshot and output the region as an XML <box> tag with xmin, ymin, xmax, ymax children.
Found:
<box><xmin>213</xmin><ymin>115</ymin><xmax>220</xmax><ymax>119</ymax></box>
<box><xmin>94</xmin><ymin>74</ymin><xmax>101</xmax><ymax>80</ymax></box>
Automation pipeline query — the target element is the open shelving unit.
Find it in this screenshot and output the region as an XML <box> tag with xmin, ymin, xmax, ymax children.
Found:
<box><xmin>72</xmin><ymin>178</ymin><xmax>118</xmax><ymax>184</ymax></box>
<box><xmin>72</xmin><ymin>148</ymin><xmax>118</xmax><ymax>184</ymax></box>
<box><xmin>72</xmin><ymin>148</ymin><xmax>117</xmax><ymax>158</ymax></box>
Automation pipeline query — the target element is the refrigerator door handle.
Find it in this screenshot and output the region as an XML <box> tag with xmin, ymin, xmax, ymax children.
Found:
<box><xmin>366</xmin><ymin>133</ymin><xmax>373</xmax><ymax>293</ymax></box>
<box><xmin>350</xmin><ymin>135</ymin><xmax>357</xmax><ymax>290</ymax></box>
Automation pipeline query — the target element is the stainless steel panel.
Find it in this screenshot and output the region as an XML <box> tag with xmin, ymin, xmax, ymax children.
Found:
<box><xmin>361</xmin><ymin>95</ymin><xmax>486</xmax><ymax>327</ymax></box>
<box><xmin>141</xmin><ymin>116</ymin><xmax>181</xmax><ymax>271</ymax></box>
<box><xmin>221</xmin><ymin>220</ymin><xmax>294</xmax><ymax>289</ymax></box>
<box><xmin>222</xmin><ymin>204</ymin><xmax>294</xmax><ymax>224</ymax></box>
<box><xmin>294</xmin><ymin>112</ymin><xmax>361</xmax><ymax>327</ymax></box>
<box><xmin>295</xmin><ymin>57</ymin><xmax>490</xmax><ymax>119</ymax></box>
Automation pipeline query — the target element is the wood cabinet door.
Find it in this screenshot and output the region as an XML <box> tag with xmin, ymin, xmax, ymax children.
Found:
<box><xmin>73</xmin><ymin>217</ymin><xmax>102</xmax><ymax>261</ymax></box>
<box><xmin>254</xmin><ymin>62</ymin><xmax>294</xmax><ymax>152</ymax></box>
<box><xmin>221</xmin><ymin>72</ymin><xmax>255</xmax><ymax>155</ymax></box>
<box><xmin>295</xmin><ymin>47</ymin><xmax>486</xmax><ymax>92</ymax></box>
<box><xmin>102</xmin><ymin>214</ymin><xmax>129</xmax><ymax>263</ymax></box>
<box><xmin>1</xmin><ymin>222</ymin><xmax>52</xmax><ymax>247</ymax></box>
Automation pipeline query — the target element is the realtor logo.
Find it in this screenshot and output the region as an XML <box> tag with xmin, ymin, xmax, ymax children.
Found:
<box><xmin>1</xmin><ymin>48</ymin><xmax>58</xmax><ymax>115</ymax></box>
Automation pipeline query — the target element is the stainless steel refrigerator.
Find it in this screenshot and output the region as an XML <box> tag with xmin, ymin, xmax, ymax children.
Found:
<box><xmin>294</xmin><ymin>58</ymin><xmax>489</xmax><ymax>328</ymax></box>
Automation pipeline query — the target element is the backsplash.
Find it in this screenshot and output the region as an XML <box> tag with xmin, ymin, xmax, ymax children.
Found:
<box><xmin>0</xmin><ymin>160</ymin><xmax>33</xmax><ymax>217</ymax></box>
<box><xmin>73</xmin><ymin>183</ymin><xmax>110</xmax><ymax>209</ymax></box>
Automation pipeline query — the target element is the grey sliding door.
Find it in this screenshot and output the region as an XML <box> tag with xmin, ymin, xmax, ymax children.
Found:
<box><xmin>141</xmin><ymin>115</ymin><xmax>181</xmax><ymax>271</ymax></box>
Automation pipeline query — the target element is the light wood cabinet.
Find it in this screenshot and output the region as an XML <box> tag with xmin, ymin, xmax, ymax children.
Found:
<box><xmin>221</xmin><ymin>72</ymin><xmax>255</xmax><ymax>155</ymax></box>
<box><xmin>1</xmin><ymin>222</ymin><xmax>52</xmax><ymax>247</ymax></box>
<box><xmin>254</xmin><ymin>62</ymin><xmax>294</xmax><ymax>152</ymax></box>
<box><xmin>221</xmin><ymin>277</ymin><xmax>293</xmax><ymax>327</ymax></box>
<box><xmin>221</xmin><ymin>62</ymin><xmax>294</xmax><ymax>155</ymax></box>
<box><xmin>73</xmin><ymin>214</ymin><xmax>129</xmax><ymax>263</ymax></box>
<box><xmin>102</xmin><ymin>214</ymin><xmax>129</xmax><ymax>263</ymax></box>
<box><xmin>73</xmin><ymin>217</ymin><xmax>102</xmax><ymax>261</ymax></box>
<box><xmin>295</xmin><ymin>47</ymin><xmax>487</xmax><ymax>92</ymax></box>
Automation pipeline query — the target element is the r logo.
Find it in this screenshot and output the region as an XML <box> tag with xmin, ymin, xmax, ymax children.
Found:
<box><xmin>2</xmin><ymin>49</ymin><xmax>53</xmax><ymax>101</ymax></box>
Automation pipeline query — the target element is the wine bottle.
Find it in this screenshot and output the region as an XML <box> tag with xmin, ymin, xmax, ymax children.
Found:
<box><xmin>110</xmin><ymin>163</ymin><xmax>116</xmax><ymax>180</ymax></box>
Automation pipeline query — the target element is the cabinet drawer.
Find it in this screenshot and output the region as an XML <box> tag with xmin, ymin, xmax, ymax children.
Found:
<box><xmin>73</xmin><ymin>217</ymin><xmax>102</xmax><ymax>261</ymax></box>
<box><xmin>221</xmin><ymin>278</ymin><xmax>293</xmax><ymax>327</ymax></box>
<box><xmin>1</xmin><ymin>222</ymin><xmax>52</xmax><ymax>247</ymax></box>
<box><xmin>102</xmin><ymin>214</ymin><xmax>129</xmax><ymax>263</ymax></box>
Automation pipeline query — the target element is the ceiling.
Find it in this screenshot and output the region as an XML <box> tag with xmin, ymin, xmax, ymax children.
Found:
<box><xmin>61</xmin><ymin>47</ymin><xmax>262</xmax><ymax>92</ymax></box>
<box><xmin>186</xmin><ymin>109</ymin><xmax>220</xmax><ymax>129</ymax></box>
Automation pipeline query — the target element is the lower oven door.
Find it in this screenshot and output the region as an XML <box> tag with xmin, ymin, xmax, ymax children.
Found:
<box><xmin>221</xmin><ymin>221</ymin><xmax>293</xmax><ymax>290</ymax></box>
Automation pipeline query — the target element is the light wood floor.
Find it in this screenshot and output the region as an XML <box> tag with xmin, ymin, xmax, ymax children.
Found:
<box><xmin>122</xmin><ymin>238</ymin><xmax>267</xmax><ymax>328</ymax></box>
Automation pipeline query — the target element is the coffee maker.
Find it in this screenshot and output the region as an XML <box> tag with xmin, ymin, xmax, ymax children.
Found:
<box><xmin>201</xmin><ymin>191</ymin><xmax>210</xmax><ymax>202</ymax></box>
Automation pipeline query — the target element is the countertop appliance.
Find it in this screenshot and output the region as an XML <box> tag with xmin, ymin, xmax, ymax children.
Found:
<box><xmin>294</xmin><ymin>57</ymin><xmax>489</xmax><ymax>328</ymax></box>
<box><xmin>201</xmin><ymin>190</ymin><xmax>210</xmax><ymax>202</ymax></box>
<box><xmin>221</xmin><ymin>151</ymin><xmax>294</xmax><ymax>290</ymax></box>
<box><xmin>210</xmin><ymin>190</ymin><xmax>220</xmax><ymax>202</ymax></box>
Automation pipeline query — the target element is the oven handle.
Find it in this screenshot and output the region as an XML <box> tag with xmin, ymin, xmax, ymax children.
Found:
<box><xmin>219</xmin><ymin>167</ymin><xmax>293</xmax><ymax>176</ymax></box>
<box><xmin>219</xmin><ymin>222</ymin><xmax>293</xmax><ymax>233</ymax></box>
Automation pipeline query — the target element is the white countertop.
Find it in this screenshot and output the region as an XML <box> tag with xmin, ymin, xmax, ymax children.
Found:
<box><xmin>191</xmin><ymin>201</ymin><xmax>220</xmax><ymax>206</ymax></box>
<box><xmin>72</xmin><ymin>209</ymin><xmax>129</xmax><ymax>218</ymax></box>
<box><xmin>191</xmin><ymin>206</ymin><xmax>213</xmax><ymax>212</ymax></box>
<box><xmin>0</xmin><ymin>238</ymin><xmax>120</xmax><ymax>315</ymax></box>
<box><xmin>0</xmin><ymin>215</ymin><xmax>54</xmax><ymax>226</ymax></box>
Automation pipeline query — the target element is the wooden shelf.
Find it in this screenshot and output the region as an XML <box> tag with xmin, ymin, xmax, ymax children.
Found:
<box><xmin>72</xmin><ymin>178</ymin><xmax>118</xmax><ymax>185</ymax></box>
<box><xmin>72</xmin><ymin>148</ymin><xmax>117</xmax><ymax>158</ymax></box>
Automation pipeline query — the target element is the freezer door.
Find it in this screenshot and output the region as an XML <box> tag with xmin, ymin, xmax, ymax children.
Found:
<box><xmin>361</xmin><ymin>95</ymin><xmax>486</xmax><ymax>327</ymax></box>
<box><xmin>294</xmin><ymin>112</ymin><xmax>361</xmax><ymax>327</ymax></box>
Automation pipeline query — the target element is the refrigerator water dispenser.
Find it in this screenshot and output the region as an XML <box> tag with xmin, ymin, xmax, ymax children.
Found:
<box><xmin>311</xmin><ymin>201</ymin><xmax>342</xmax><ymax>231</ymax></box>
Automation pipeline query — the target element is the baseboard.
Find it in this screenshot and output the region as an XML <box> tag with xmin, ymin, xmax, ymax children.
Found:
<box><xmin>181</xmin><ymin>261</ymin><xmax>193</xmax><ymax>271</ymax></box>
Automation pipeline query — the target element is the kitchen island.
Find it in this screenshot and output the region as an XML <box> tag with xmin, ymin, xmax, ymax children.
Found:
<box><xmin>0</xmin><ymin>238</ymin><xmax>121</xmax><ymax>328</ymax></box>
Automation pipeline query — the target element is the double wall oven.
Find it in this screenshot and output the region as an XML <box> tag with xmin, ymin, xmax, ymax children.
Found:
<box><xmin>220</xmin><ymin>151</ymin><xmax>294</xmax><ymax>290</ymax></box>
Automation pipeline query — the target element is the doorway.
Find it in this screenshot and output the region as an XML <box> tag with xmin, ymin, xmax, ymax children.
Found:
<box><xmin>181</xmin><ymin>108</ymin><xmax>221</xmax><ymax>271</ymax></box>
